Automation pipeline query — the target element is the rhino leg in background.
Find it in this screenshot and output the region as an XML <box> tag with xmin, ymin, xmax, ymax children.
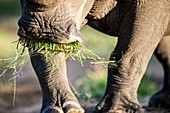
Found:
<box><xmin>29</xmin><ymin>50</ymin><xmax>84</xmax><ymax>113</ymax></box>
<box><xmin>149</xmin><ymin>35</ymin><xmax>170</xmax><ymax>108</ymax></box>
<box><xmin>94</xmin><ymin>1</ymin><xmax>170</xmax><ymax>112</ymax></box>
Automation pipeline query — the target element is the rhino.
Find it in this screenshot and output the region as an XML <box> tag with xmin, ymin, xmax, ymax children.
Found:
<box><xmin>18</xmin><ymin>0</ymin><xmax>170</xmax><ymax>113</ymax></box>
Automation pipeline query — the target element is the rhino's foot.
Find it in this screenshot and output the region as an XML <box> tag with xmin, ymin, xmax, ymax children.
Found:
<box><xmin>149</xmin><ymin>90</ymin><xmax>170</xmax><ymax>108</ymax></box>
<box><xmin>94</xmin><ymin>103</ymin><xmax>145</xmax><ymax>113</ymax></box>
<box><xmin>63</xmin><ymin>101</ymin><xmax>84</xmax><ymax>113</ymax></box>
<box><xmin>42</xmin><ymin>101</ymin><xmax>84</xmax><ymax>113</ymax></box>
<box><xmin>42</xmin><ymin>106</ymin><xmax>63</xmax><ymax>113</ymax></box>
<box><xmin>94</xmin><ymin>91</ymin><xmax>145</xmax><ymax>113</ymax></box>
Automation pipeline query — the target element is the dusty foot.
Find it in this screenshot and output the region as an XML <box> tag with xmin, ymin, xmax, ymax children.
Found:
<box><xmin>62</xmin><ymin>101</ymin><xmax>84</xmax><ymax>113</ymax></box>
<box><xmin>42</xmin><ymin>106</ymin><xmax>64</xmax><ymax>113</ymax></box>
<box><xmin>40</xmin><ymin>91</ymin><xmax>84</xmax><ymax>113</ymax></box>
<box><xmin>94</xmin><ymin>91</ymin><xmax>146</xmax><ymax>113</ymax></box>
<box><xmin>42</xmin><ymin>101</ymin><xmax>84</xmax><ymax>113</ymax></box>
<box><xmin>149</xmin><ymin>90</ymin><xmax>170</xmax><ymax>108</ymax></box>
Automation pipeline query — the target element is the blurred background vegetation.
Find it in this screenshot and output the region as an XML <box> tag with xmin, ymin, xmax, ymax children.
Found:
<box><xmin>0</xmin><ymin>0</ymin><xmax>163</xmax><ymax>108</ymax></box>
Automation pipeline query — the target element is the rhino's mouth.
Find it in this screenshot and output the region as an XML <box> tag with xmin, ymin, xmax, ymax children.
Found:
<box><xmin>18</xmin><ymin>7</ymin><xmax>83</xmax><ymax>43</ymax></box>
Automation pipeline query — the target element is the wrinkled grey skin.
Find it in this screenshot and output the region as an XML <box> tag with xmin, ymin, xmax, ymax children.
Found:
<box><xmin>18</xmin><ymin>0</ymin><xmax>170</xmax><ymax>113</ymax></box>
<box><xmin>88</xmin><ymin>0</ymin><xmax>170</xmax><ymax>112</ymax></box>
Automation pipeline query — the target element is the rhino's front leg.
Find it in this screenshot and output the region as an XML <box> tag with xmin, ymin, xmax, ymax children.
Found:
<box><xmin>95</xmin><ymin>1</ymin><xmax>170</xmax><ymax>113</ymax></box>
<box><xmin>29</xmin><ymin>50</ymin><xmax>84</xmax><ymax>113</ymax></box>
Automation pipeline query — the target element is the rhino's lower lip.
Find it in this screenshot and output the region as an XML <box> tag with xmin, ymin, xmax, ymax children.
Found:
<box><xmin>18</xmin><ymin>28</ymin><xmax>26</xmax><ymax>37</ymax></box>
<box><xmin>69</xmin><ymin>32</ymin><xmax>83</xmax><ymax>43</ymax></box>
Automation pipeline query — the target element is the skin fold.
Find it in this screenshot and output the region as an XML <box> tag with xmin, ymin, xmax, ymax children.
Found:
<box><xmin>18</xmin><ymin>0</ymin><xmax>170</xmax><ymax>113</ymax></box>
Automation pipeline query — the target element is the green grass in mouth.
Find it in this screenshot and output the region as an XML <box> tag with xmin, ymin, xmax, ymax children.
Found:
<box><xmin>17</xmin><ymin>37</ymin><xmax>105</xmax><ymax>65</ymax></box>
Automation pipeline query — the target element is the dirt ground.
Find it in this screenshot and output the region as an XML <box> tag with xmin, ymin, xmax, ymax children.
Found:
<box><xmin>0</xmin><ymin>60</ymin><xmax>170</xmax><ymax>113</ymax></box>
